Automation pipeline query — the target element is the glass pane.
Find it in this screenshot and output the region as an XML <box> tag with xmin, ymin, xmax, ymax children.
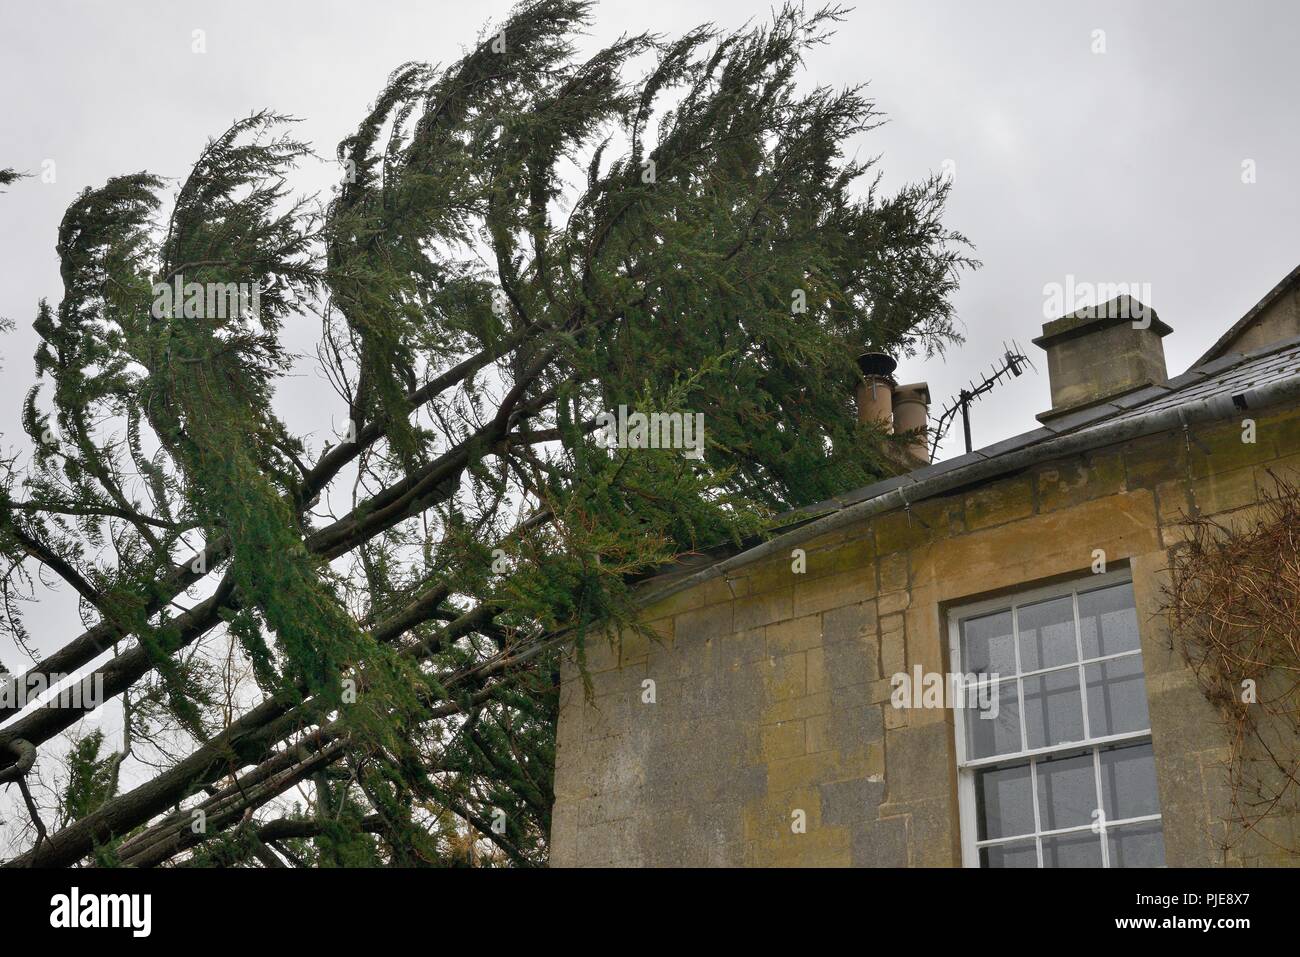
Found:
<box><xmin>1035</xmin><ymin>751</ymin><xmax>1098</xmax><ymax>831</ymax></box>
<box><xmin>1107</xmin><ymin>821</ymin><xmax>1166</xmax><ymax>867</ymax></box>
<box><xmin>962</xmin><ymin>610</ymin><xmax>1015</xmax><ymax>677</ymax></box>
<box><xmin>1024</xmin><ymin>669</ymin><xmax>1084</xmax><ymax>749</ymax></box>
<box><xmin>1079</xmin><ymin>582</ymin><xmax>1140</xmax><ymax>658</ymax></box>
<box><xmin>980</xmin><ymin>841</ymin><xmax>1038</xmax><ymax>868</ymax></box>
<box><xmin>965</xmin><ymin>679</ymin><xmax>1022</xmax><ymax>759</ymax></box>
<box><xmin>976</xmin><ymin>764</ymin><xmax>1035</xmax><ymax>840</ymax></box>
<box><xmin>1017</xmin><ymin>596</ymin><xmax>1077</xmax><ymax>671</ymax></box>
<box><xmin>1042</xmin><ymin>831</ymin><xmax>1103</xmax><ymax>868</ymax></box>
<box><xmin>1100</xmin><ymin>742</ymin><xmax>1161</xmax><ymax>821</ymax></box>
<box><xmin>1086</xmin><ymin>656</ymin><xmax>1150</xmax><ymax>736</ymax></box>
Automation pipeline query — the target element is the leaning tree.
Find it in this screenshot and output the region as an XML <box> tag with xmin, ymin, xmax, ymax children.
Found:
<box><xmin>0</xmin><ymin>0</ymin><xmax>971</xmax><ymax>866</ymax></box>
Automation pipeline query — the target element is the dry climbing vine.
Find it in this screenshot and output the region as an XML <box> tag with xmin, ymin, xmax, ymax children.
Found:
<box><xmin>1165</xmin><ymin>468</ymin><xmax>1300</xmax><ymax>857</ymax></box>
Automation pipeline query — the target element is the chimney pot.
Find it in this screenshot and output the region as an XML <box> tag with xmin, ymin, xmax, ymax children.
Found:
<box><xmin>892</xmin><ymin>382</ymin><xmax>931</xmax><ymax>464</ymax></box>
<box><xmin>855</xmin><ymin>352</ymin><xmax>897</xmax><ymax>429</ymax></box>
<box><xmin>1033</xmin><ymin>296</ymin><xmax>1171</xmax><ymax>422</ymax></box>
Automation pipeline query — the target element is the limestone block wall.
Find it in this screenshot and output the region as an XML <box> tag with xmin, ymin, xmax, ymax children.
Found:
<box><xmin>550</xmin><ymin>402</ymin><xmax>1300</xmax><ymax>867</ymax></box>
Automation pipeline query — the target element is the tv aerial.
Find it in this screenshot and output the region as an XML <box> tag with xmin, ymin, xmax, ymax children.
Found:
<box><xmin>931</xmin><ymin>343</ymin><xmax>1035</xmax><ymax>459</ymax></box>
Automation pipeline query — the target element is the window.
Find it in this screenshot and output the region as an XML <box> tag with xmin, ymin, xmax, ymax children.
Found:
<box><xmin>949</xmin><ymin>570</ymin><xmax>1165</xmax><ymax>867</ymax></box>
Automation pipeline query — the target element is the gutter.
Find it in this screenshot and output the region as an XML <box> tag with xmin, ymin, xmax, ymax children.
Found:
<box><xmin>637</xmin><ymin>370</ymin><xmax>1300</xmax><ymax>611</ymax></box>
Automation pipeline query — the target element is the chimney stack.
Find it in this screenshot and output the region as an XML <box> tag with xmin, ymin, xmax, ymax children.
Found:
<box><xmin>856</xmin><ymin>352</ymin><xmax>932</xmax><ymax>465</ymax></box>
<box><xmin>856</xmin><ymin>352</ymin><xmax>897</xmax><ymax>428</ymax></box>
<box><xmin>1033</xmin><ymin>295</ymin><xmax>1171</xmax><ymax>422</ymax></box>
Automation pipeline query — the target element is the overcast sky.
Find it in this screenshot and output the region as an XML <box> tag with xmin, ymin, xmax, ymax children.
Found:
<box><xmin>1</xmin><ymin>0</ymin><xmax>1298</xmax><ymax>655</ymax></box>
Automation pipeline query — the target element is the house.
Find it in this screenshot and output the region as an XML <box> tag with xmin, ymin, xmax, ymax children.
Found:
<box><xmin>550</xmin><ymin>263</ymin><xmax>1300</xmax><ymax>867</ymax></box>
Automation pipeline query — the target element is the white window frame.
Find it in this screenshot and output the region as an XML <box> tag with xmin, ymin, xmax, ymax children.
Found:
<box><xmin>948</xmin><ymin>568</ymin><xmax>1163</xmax><ymax>868</ymax></box>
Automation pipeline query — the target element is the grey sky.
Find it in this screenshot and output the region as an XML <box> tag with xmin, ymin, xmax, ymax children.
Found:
<box><xmin>1</xmin><ymin>0</ymin><xmax>1297</xmax><ymax>653</ymax></box>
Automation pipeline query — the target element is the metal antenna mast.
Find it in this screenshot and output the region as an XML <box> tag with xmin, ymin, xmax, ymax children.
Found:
<box><xmin>930</xmin><ymin>342</ymin><xmax>1035</xmax><ymax>460</ymax></box>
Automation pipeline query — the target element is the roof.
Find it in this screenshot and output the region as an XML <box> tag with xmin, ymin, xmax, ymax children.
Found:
<box><xmin>1196</xmin><ymin>262</ymin><xmax>1300</xmax><ymax>365</ymax></box>
<box><xmin>787</xmin><ymin>332</ymin><xmax>1300</xmax><ymax>519</ymax></box>
<box><xmin>638</xmin><ymin>333</ymin><xmax>1300</xmax><ymax>601</ymax></box>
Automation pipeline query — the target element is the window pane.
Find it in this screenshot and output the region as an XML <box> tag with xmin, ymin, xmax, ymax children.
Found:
<box><xmin>976</xmin><ymin>764</ymin><xmax>1035</xmax><ymax>840</ymax></box>
<box><xmin>1086</xmin><ymin>656</ymin><xmax>1150</xmax><ymax>736</ymax></box>
<box><xmin>1079</xmin><ymin>582</ymin><xmax>1140</xmax><ymax>658</ymax></box>
<box><xmin>1024</xmin><ymin>669</ymin><xmax>1084</xmax><ymax>749</ymax></box>
<box><xmin>1042</xmin><ymin>831</ymin><xmax>1103</xmax><ymax>868</ymax></box>
<box><xmin>980</xmin><ymin>841</ymin><xmax>1038</xmax><ymax>868</ymax></box>
<box><xmin>1107</xmin><ymin>821</ymin><xmax>1166</xmax><ymax>867</ymax></box>
<box><xmin>965</xmin><ymin>679</ymin><xmax>1022</xmax><ymax>758</ymax></box>
<box><xmin>962</xmin><ymin>610</ymin><xmax>1015</xmax><ymax>677</ymax></box>
<box><xmin>1100</xmin><ymin>743</ymin><xmax>1161</xmax><ymax>821</ymax></box>
<box><xmin>1035</xmin><ymin>751</ymin><xmax>1098</xmax><ymax>832</ymax></box>
<box><xmin>1017</xmin><ymin>596</ymin><xmax>1077</xmax><ymax>671</ymax></box>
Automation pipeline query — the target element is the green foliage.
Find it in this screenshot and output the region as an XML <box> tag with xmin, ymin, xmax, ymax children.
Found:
<box><xmin>1</xmin><ymin>0</ymin><xmax>973</xmax><ymax>867</ymax></box>
<box><xmin>0</xmin><ymin>168</ymin><xmax>25</xmax><ymax>192</ymax></box>
<box><xmin>60</xmin><ymin>731</ymin><xmax>118</xmax><ymax>827</ymax></box>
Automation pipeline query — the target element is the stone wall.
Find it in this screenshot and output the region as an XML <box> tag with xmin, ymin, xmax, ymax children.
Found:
<box><xmin>550</xmin><ymin>402</ymin><xmax>1300</xmax><ymax>867</ymax></box>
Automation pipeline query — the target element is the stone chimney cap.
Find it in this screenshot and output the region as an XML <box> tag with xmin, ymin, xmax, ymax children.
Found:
<box><xmin>1033</xmin><ymin>296</ymin><xmax>1171</xmax><ymax>348</ymax></box>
